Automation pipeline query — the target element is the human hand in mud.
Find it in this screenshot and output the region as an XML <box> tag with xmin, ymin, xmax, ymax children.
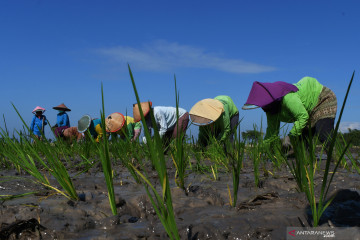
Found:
<box><xmin>282</xmin><ymin>136</ymin><xmax>291</xmax><ymax>148</ymax></box>
<box><xmin>281</xmin><ymin>135</ymin><xmax>293</xmax><ymax>155</ymax></box>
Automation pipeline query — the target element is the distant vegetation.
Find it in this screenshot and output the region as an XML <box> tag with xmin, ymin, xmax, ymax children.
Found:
<box><xmin>340</xmin><ymin>129</ymin><xmax>360</xmax><ymax>146</ymax></box>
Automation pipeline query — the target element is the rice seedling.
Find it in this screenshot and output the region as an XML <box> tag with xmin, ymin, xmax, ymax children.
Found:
<box><xmin>0</xmin><ymin>129</ymin><xmax>50</xmax><ymax>184</ymax></box>
<box><xmin>289</xmin><ymin>71</ymin><xmax>355</xmax><ymax>226</ymax></box>
<box><xmin>334</xmin><ymin>132</ymin><xmax>360</xmax><ymax>173</ymax></box>
<box><xmin>111</xmin><ymin>139</ymin><xmax>142</xmax><ymax>184</ymax></box>
<box><xmin>2</xmin><ymin>114</ymin><xmax>9</xmax><ymax>137</ymax></box>
<box><xmin>95</xmin><ymin>83</ymin><xmax>117</xmax><ymax>215</ymax></box>
<box><xmin>3</xmin><ymin>104</ymin><xmax>79</xmax><ymax>200</ymax></box>
<box><xmin>0</xmin><ymin>128</ymin><xmax>79</xmax><ymax>200</ymax></box>
<box><xmin>170</xmin><ymin>76</ymin><xmax>188</xmax><ymax>190</ymax></box>
<box><xmin>247</xmin><ymin>124</ymin><xmax>265</xmax><ymax>188</ymax></box>
<box><xmin>189</xmin><ymin>137</ymin><xmax>209</xmax><ymax>174</ymax></box>
<box><xmin>264</xmin><ymin>137</ymin><xmax>286</xmax><ymax>171</ymax></box>
<box><xmin>128</xmin><ymin>65</ymin><xmax>180</xmax><ymax>239</ymax></box>
<box><xmin>224</xmin><ymin>125</ymin><xmax>245</xmax><ymax>207</ymax></box>
<box><xmin>0</xmin><ymin>191</ymin><xmax>38</xmax><ymax>201</ymax></box>
<box><xmin>205</xmin><ymin>138</ymin><xmax>230</xmax><ymax>173</ymax></box>
<box><xmin>284</xmin><ymin>137</ymin><xmax>309</xmax><ymax>192</ymax></box>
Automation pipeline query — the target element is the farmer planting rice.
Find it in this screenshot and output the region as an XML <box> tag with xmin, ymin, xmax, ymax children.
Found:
<box><xmin>133</xmin><ymin>102</ymin><xmax>189</xmax><ymax>146</ymax></box>
<box><xmin>30</xmin><ymin>106</ymin><xmax>47</xmax><ymax>140</ymax></box>
<box><xmin>242</xmin><ymin>77</ymin><xmax>337</xmax><ymax>152</ymax></box>
<box><xmin>105</xmin><ymin>112</ymin><xmax>142</xmax><ymax>141</ymax></box>
<box><xmin>190</xmin><ymin>95</ymin><xmax>239</xmax><ymax>147</ymax></box>
<box><xmin>52</xmin><ymin>103</ymin><xmax>71</xmax><ymax>138</ymax></box>
<box><xmin>77</xmin><ymin>114</ymin><xmax>104</xmax><ymax>142</ymax></box>
<box><xmin>62</xmin><ymin>126</ymin><xmax>84</xmax><ymax>142</ymax></box>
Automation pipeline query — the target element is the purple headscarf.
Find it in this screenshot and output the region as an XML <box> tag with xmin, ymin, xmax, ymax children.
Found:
<box><xmin>242</xmin><ymin>81</ymin><xmax>298</xmax><ymax>109</ymax></box>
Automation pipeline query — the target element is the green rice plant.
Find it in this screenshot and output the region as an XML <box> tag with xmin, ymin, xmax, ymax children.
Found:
<box><xmin>224</xmin><ymin>125</ymin><xmax>245</xmax><ymax>207</ymax></box>
<box><xmin>6</xmin><ymin>104</ymin><xmax>79</xmax><ymax>200</ymax></box>
<box><xmin>0</xmin><ymin>191</ymin><xmax>37</xmax><ymax>201</ymax></box>
<box><xmin>247</xmin><ymin>124</ymin><xmax>265</xmax><ymax>188</ymax></box>
<box><xmin>3</xmin><ymin>114</ymin><xmax>9</xmax><ymax>137</ymax></box>
<box><xmin>291</xmin><ymin>72</ymin><xmax>355</xmax><ymax>226</ymax></box>
<box><xmin>0</xmin><ymin>128</ymin><xmax>79</xmax><ymax>200</ymax></box>
<box><xmin>189</xmin><ymin>137</ymin><xmax>208</xmax><ymax>174</ymax></box>
<box><xmin>129</xmin><ymin>65</ymin><xmax>180</xmax><ymax>240</ymax></box>
<box><xmin>205</xmin><ymin>138</ymin><xmax>230</xmax><ymax>173</ymax></box>
<box><xmin>94</xmin><ymin>83</ymin><xmax>117</xmax><ymax>215</ymax></box>
<box><xmin>111</xmin><ymin>138</ymin><xmax>142</xmax><ymax>184</ymax></box>
<box><xmin>170</xmin><ymin>76</ymin><xmax>188</xmax><ymax>190</ymax></box>
<box><xmin>0</xmin><ymin>128</ymin><xmax>50</xmax><ymax>184</ymax></box>
<box><xmin>334</xmin><ymin>132</ymin><xmax>360</xmax><ymax>173</ymax></box>
<box><xmin>264</xmin><ymin>137</ymin><xmax>286</xmax><ymax>170</ymax></box>
<box><xmin>283</xmin><ymin>137</ymin><xmax>309</xmax><ymax>192</ymax></box>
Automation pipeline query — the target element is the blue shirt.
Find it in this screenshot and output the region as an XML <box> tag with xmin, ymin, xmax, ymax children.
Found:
<box><xmin>30</xmin><ymin>115</ymin><xmax>47</xmax><ymax>136</ymax></box>
<box><xmin>57</xmin><ymin>112</ymin><xmax>70</xmax><ymax>127</ymax></box>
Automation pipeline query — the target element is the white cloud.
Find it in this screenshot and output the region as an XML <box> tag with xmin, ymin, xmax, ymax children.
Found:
<box><xmin>339</xmin><ymin>122</ymin><xmax>360</xmax><ymax>132</ymax></box>
<box><xmin>96</xmin><ymin>40</ymin><xmax>276</xmax><ymax>74</ymax></box>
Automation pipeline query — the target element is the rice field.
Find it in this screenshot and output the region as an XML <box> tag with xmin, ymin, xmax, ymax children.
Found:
<box><xmin>0</xmin><ymin>70</ymin><xmax>359</xmax><ymax>239</ymax></box>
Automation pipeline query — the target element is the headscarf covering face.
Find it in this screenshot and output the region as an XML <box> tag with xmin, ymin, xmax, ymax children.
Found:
<box><xmin>242</xmin><ymin>81</ymin><xmax>298</xmax><ymax>110</ymax></box>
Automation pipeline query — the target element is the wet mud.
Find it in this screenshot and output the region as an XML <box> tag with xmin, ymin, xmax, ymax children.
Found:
<box><xmin>0</xmin><ymin>158</ymin><xmax>359</xmax><ymax>239</ymax></box>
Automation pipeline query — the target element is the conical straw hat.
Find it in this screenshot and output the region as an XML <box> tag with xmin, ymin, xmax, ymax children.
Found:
<box><xmin>53</xmin><ymin>103</ymin><xmax>71</xmax><ymax>111</ymax></box>
<box><xmin>105</xmin><ymin>112</ymin><xmax>125</xmax><ymax>132</ymax></box>
<box><xmin>78</xmin><ymin>115</ymin><xmax>91</xmax><ymax>133</ymax></box>
<box><xmin>133</xmin><ymin>101</ymin><xmax>152</xmax><ymax>122</ymax></box>
<box><xmin>189</xmin><ymin>99</ymin><xmax>224</xmax><ymax>126</ymax></box>
<box><xmin>32</xmin><ymin>106</ymin><xmax>46</xmax><ymax>114</ymax></box>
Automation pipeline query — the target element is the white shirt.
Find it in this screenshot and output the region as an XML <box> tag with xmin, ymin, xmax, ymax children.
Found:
<box><xmin>146</xmin><ymin>106</ymin><xmax>187</xmax><ymax>137</ymax></box>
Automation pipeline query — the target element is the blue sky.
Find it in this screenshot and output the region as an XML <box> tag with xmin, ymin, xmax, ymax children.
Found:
<box><xmin>1</xmin><ymin>0</ymin><xmax>359</xmax><ymax>139</ymax></box>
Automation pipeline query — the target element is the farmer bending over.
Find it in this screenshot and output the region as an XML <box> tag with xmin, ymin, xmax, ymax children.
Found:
<box><xmin>62</xmin><ymin>126</ymin><xmax>84</xmax><ymax>143</ymax></box>
<box><xmin>77</xmin><ymin>115</ymin><xmax>105</xmax><ymax>142</ymax></box>
<box><xmin>133</xmin><ymin>102</ymin><xmax>189</xmax><ymax>148</ymax></box>
<box><xmin>190</xmin><ymin>95</ymin><xmax>239</xmax><ymax>147</ymax></box>
<box><xmin>105</xmin><ymin>112</ymin><xmax>142</xmax><ymax>142</ymax></box>
<box><xmin>242</xmin><ymin>77</ymin><xmax>337</xmax><ymax>153</ymax></box>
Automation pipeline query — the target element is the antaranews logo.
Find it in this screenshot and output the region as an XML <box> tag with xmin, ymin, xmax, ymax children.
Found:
<box><xmin>286</xmin><ymin>227</ymin><xmax>336</xmax><ymax>239</ymax></box>
<box><xmin>287</xmin><ymin>227</ymin><xmax>360</xmax><ymax>240</ymax></box>
<box><xmin>288</xmin><ymin>229</ymin><xmax>296</xmax><ymax>237</ymax></box>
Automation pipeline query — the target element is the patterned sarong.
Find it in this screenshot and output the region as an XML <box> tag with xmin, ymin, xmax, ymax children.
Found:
<box><xmin>309</xmin><ymin>86</ymin><xmax>337</xmax><ymax>127</ymax></box>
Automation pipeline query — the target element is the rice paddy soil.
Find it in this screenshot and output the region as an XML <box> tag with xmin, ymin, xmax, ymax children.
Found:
<box><xmin>1</xmin><ymin>156</ymin><xmax>360</xmax><ymax>240</ymax></box>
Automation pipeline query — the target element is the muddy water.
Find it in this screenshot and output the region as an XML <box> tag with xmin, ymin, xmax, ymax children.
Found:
<box><xmin>0</xmin><ymin>158</ymin><xmax>359</xmax><ymax>240</ymax></box>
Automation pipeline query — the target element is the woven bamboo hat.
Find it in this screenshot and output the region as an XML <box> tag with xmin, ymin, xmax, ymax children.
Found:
<box><xmin>105</xmin><ymin>112</ymin><xmax>125</xmax><ymax>132</ymax></box>
<box><xmin>53</xmin><ymin>103</ymin><xmax>71</xmax><ymax>111</ymax></box>
<box><xmin>133</xmin><ymin>101</ymin><xmax>152</xmax><ymax>122</ymax></box>
<box><xmin>78</xmin><ymin>115</ymin><xmax>91</xmax><ymax>133</ymax></box>
<box><xmin>189</xmin><ymin>99</ymin><xmax>224</xmax><ymax>126</ymax></box>
<box><xmin>32</xmin><ymin>106</ymin><xmax>46</xmax><ymax>114</ymax></box>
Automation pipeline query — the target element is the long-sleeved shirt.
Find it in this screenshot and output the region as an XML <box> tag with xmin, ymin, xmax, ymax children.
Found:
<box><xmin>146</xmin><ymin>106</ymin><xmax>187</xmax><ymax>137</ymax></box>
<box><xmin>117</xmin><ymin>116</ymin><xmax>142</xmax><ymax>140</ymax></box>
<box><xmin>56</xmin><ymin>112</ymin><xmax>70</xmax><ymax>127</ymax></box>
<box><xmin>89</xmin><ymin>118</ymin><xmax>103</xmax><ymax>142</ymax></box>
<box><xmin>198</xmin><ymin>95</ymin><xmax>239</xmax><ymax>144</ymax></box>
<box><xmin>30</xmin><ymin>115</ymin><xmax>47</xmax><ymax>137</ymax></box>
<box><xmin>264</xmin><ymin>77</ymin><xmax>323</xmax><ymax>140</ymax></box>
